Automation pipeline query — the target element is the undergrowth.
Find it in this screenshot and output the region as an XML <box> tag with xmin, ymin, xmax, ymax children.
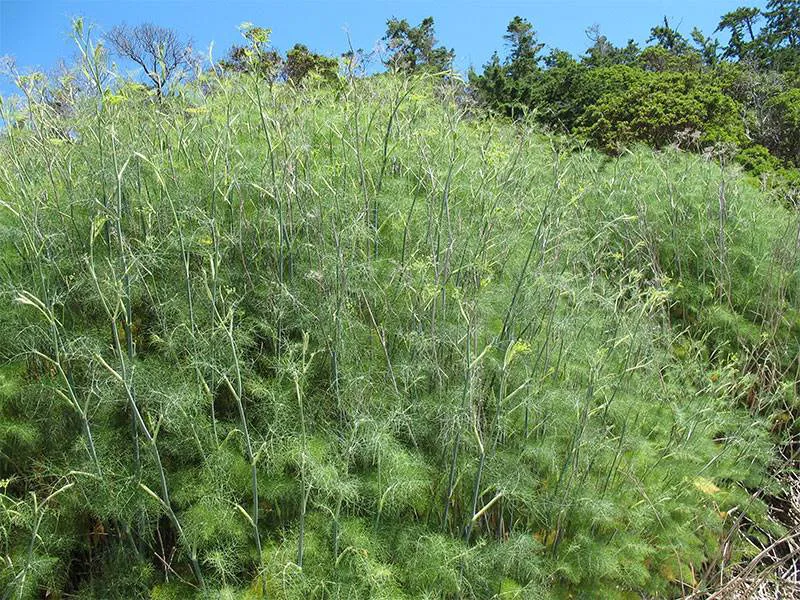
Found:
<box><xmin>0</xmin><ymin>40</ymin><xmax>798</xmax><ymax>600</ymax></box>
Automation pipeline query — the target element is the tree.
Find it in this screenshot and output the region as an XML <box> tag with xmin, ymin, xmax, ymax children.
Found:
<box><xmin>763</xmin><ymin>0</ymin><xmax>799</xmax><ymax>47</ymax></box>
<box><xmin>716</xmin><ymin>7</ymin><xmax>762</xmax><ymax>61</ymax></box>
<box><xmin>105</xmin><ymin>23</ymin><xmax>193</xmax><ymax>97</ymax></box>
<box><xmin>761</xmin><ymin>0</ymin><xmax>800</xmax><ymax>69</ymax></box>
<box><xmin>283</xmin><ymin>44</ymin><xmax>338</xmax><ymax>85</ymax></box>
<box><xmin>468</xmin><ymin>53</ymin><xmax>513</xmax><ymax>114</ymax></box>
<box><xmin>648</xmin><ymin>16</ymin><xmax>690</xmax><ymax>55</ymax></box>
<box><xmin>383</xmin><ymin>17</ymin><xmax>454</xmax><ymax>74</ymax></box>
<box><xmin>469</xmin><ymin>16</ymin><xmax>546</xmax><ymax>118</ymax></box>
<box><xmin>583</xmin><ymin>25</ymin><xmax>640</xmax><ymax>67</ymax></box>
<box><xmin>691</xmin><ymin>28</ymin><xmax>721</xmax><ymax>66</ymax></box>
<box><xmin>535</xmin><ymin>49</ymin><xmax>587</xmax><ymax>128</ymax></box>
<box><xmin>503</xmin><ymin>16</ymin><xmax>545</xmax><ymax>80</ymax></box>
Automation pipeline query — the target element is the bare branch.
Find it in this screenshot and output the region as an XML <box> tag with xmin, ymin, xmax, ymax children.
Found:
<box><xmin>105</xmin><ymin>22</ymin><xmax>193</xmax><ymax>97</ymax></box>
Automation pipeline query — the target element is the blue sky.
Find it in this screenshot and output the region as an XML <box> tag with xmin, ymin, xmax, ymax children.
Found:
<box><xmin>0</xmin><ymin>0</ymin><xmax>767</xmax><ymax>97</ymax></box>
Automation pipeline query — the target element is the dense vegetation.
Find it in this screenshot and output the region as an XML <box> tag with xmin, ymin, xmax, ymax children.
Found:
<box><xmin>468</xmin><ymin>3</ymin><xmax>800</xmax><ymax>197</ymax></box>
<box><xmin>0</xmin><ymin>7</ymin><xmax>799</xmax><ymax>599</ymax></box>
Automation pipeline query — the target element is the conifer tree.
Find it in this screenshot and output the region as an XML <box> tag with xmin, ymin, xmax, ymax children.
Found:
<box><xmin>716</xmin><ymin>7</ymin><xmax>762</xmax><ymax>61</ymax></box>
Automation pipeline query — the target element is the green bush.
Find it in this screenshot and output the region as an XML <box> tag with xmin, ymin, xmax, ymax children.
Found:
<box><xmin>577</xmin><ymin>70</ymin><xmax>745</xmax><ymax>151</ymax></box>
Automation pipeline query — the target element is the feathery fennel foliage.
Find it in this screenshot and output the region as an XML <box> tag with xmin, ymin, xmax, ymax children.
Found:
<box><xmin>0</xmin><ymin>40</ymin><xmax>798</xmax><ymax>600</ymax></box>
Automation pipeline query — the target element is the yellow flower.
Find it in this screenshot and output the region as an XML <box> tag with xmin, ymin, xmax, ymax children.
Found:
<box><xmin>693</xmin><ymin>476</ymin><xmax>720</xmax><ymax>495</ymax></box>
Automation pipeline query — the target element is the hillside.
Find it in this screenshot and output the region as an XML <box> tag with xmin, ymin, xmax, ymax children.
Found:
<box><xmin>0</xmin><ymin>67</ymin><xmax>798</xmax><ymax>599</ymax></box>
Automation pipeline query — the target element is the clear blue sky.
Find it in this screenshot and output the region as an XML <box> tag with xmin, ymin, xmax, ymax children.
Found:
<box><xmin>0</xmin><ymin>0</ymin><xmax>767</xmax><ymax>97</ymax></box>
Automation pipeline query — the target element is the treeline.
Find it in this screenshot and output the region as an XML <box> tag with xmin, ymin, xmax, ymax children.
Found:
<box><xmin>220</xmin><ymin>4</ymin><xmax>800</xmax><ymax>197</ymax></box>
<box><xmin>211</xmin><ymin>4</ymin><xmax>800</xmax><ymax>197</ymax></box>
<box><xmin>468</xmin><ymin>4</ymin><xmax>800</xmax><ymax>197</ymax></box>
<box><xmin>3</xmin><ymin>3</ymin><xmax>800</xmax><ymax>194</ymax></box>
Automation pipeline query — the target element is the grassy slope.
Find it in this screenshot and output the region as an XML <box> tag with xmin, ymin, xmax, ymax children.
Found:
<box><xmin>0</xmin><ymin>72</ymin><xmax>798</xmax><ymax>599</ymax></box>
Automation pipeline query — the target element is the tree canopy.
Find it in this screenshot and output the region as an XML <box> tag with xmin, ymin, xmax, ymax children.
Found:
<box><xmin>382</xmin><ymin>16</ymin><xmax>455</xmax><ymax>74</ymax></box>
